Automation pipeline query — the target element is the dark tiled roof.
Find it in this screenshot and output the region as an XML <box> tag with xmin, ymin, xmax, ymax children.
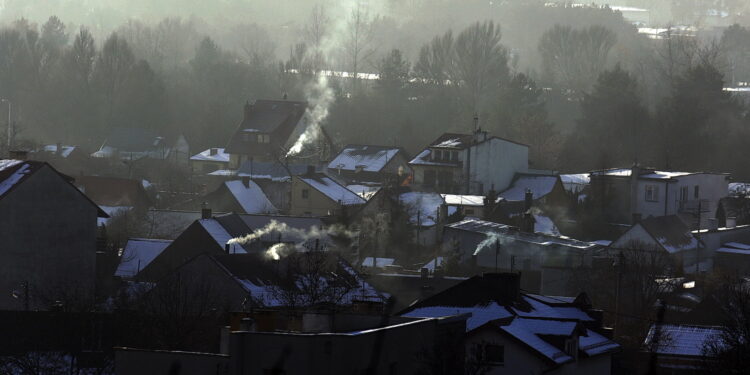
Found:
<box><xmin>75</xmin><ymin>175</ymin><xmax>152</xmax><ymax>207</ymax></box>
<box><xmin>225</xmin><ymin>100</ymin><xmax>307</xmax><ymax>155</ymax></box>
<box><xmin>402</xmin><ymin>273</ymin><xmax>530</xmax><ymax>311</ymax></box>
<box><xmin>105</xmin><ymin>127</ymin><xmax>164</xmax><ymax>152</ymax></box>
<box><xmin>637</xmin><ymin>215</ymin><xmax>698</xmax><ymax>254</ymax></box>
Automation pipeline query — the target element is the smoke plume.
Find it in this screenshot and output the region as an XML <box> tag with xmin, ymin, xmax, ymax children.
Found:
<box><xmin>286</xmin><ymin>75</ymin><xmax>333</xmax><ymax>156</ymax></box>
<box><xmin>228</xmin><ymin>220</ymin><xmax>357</xmax><ymax>260</ymax></box>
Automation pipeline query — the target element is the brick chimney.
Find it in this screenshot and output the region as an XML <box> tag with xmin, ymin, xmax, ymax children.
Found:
<box><xmin>524</xmin><ymin>189</ymin><xmax>533</xmax><ymax>211</ymax></box>
<box><xmin>241</xmin><ymin>176</ymin><xmax>250</xmax><ymax>188</ymax></box>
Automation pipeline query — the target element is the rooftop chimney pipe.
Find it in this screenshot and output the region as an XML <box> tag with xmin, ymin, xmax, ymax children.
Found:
<box><xmin>241</xmin><ymin>176</ymin><xmax>250</xmax><ymax>188</ymax></box>
<box><xmin>524</xmin><ymin>189</ymin><xmax>533</xmax><ymax>211</ymax></box>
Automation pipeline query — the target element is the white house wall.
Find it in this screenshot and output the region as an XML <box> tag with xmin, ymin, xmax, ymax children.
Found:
<box><xmin>467</xmin><ymin>139</ymin><xmax>528</xmax><ymax>195</ymax></box>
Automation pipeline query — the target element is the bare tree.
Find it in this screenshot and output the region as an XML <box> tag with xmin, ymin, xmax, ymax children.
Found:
<box><xmin>343</xmin><ymin>2</ymin><xmax>375</xmax><ymax>91</ymax></box>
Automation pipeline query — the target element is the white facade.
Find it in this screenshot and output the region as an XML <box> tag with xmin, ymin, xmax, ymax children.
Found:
<box><xmin>635</xmin><ymin>173</ymin><xmax>728</xmax><ymax>228</ymax></box>
<box><xmin>467</xmin><ymin>138</ymin><xmax>529</xmax><ymax>195</ymax></box>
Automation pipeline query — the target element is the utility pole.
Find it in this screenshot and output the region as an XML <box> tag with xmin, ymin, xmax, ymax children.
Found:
<box><xmin>614</xmin><ymin>251</ymin><xmax>624</xmax><ymax>337</ymax></box>
<box><xmin>1</xmin><ymin>99</ymin><xmax>11</xmax><ymax>150</ymax></box>
<box><xmin>696</xmin><ymin>200</ymin><xmax>701</xmax><ymax>274</ymax></box>
<box><xmin>510</xmin><ymin>255</ymin><xmax>516</xmax><ymax>273</ymax></box>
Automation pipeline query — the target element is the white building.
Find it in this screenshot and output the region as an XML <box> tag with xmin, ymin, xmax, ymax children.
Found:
<box><xmin>589</xmin><ymin>166</ymin><xmax>729</xmax><ymax>228</ymax></box>
<box><xmin>409</xmin><ymin>131</ymin><xmax>529</xmax><ymax>195</ymax></box>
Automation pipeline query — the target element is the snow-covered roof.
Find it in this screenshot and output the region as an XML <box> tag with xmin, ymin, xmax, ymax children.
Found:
<box><xmin>299</xmin><ymin>175</ymin><xmax>366</xmax><ymax>206</ymax></box>
<box><xmin>402</xmin><ymin>302</ymin><xmax>514</xmax><ymax>331</ymax></box>
<box><xmin>716</xmin><ymin>247</ymin><xmax>750</xmax><ymax>255</ymax></box>
<box><xmin>446</xmin><ymin>219</ymin><xmax>597</xmax><ymax>250</ymax></box>
<box><xmin>560</xmin><ymin>173</ymin><xmax>589</xmax><ymax>193</ymax></box>
<box><xmin>441</xmin><ymin>194</ymin><xmax>486</xmax><ymax>207</ymax></box>
<box><xmin>361</xmin><ymin>257</ymin><xmax>395</xmax><ymax>268</ymax></box>
<box><xmin>636</xmin><ymin>215</ymin><xmax>698</xmax><ymax>254</ymax></box>
<box><xmin>0</xmin><ymin>160</ymin><xmax>31</xmax><ymax>198</ymax></box>
<box><xmin>346</xmin><ymin>184</ymin><xmax>381</xmax><ymax>200</ymax></box>
<box><xmin>725</xmin><ymin>242</ymin><xmax>750</xmax><ymax>250</ymax></box>
<box><xmin>224</xmin><ymin>180</ymin><xmax>278</xmax><ymax>214</ymax></box>
<box><xmin>400</xmin><ymin>191</ymin><xmax>455</xmax><ymax>226</ymax></box>
<box><xmin>534</xmin><ymin>215</ymin><xmax>560</xmax><ymax>236</ymax></box>
<box><xmin>115</xmin><ymin>238</ymin><xmax>172</xmax><ymax>278</ymax></box>
<box><xmin>591</xmin><ymin>167</ymin><xmax>707</xmax><ymax>180</ymax></box>
<box><xmin>422</xmin><ymin>257</ymin><xmax>444</xmax><ymax>271</ymax></box>
<box><xmin>408</xmin><ymin>149</ymin><xmax>460</xmax><ymax>167</ymax></box>
<box><xmin>500</xmin><ymin>317</ymin><xmax>576</xmax><ymax>364</ymax></box>
<box><xmin>644</xmin><ymin>324</ymin><xmax>722</xmax><ymax>357</ymax></box>
<box><xmin>499</xmin><ymin>174</ymin><xmax>560</xmax><ymax>201</ymax></box>
<box><xmin>42</xmin><ymin>144</ymin><xmax>76</xmax><ymax>158</ymax></box>
<box><xmin>190</xmin><ymin>148</ymin><xmax>230</xmax><ymax>163</ymax></box>
<box><xmin>199</xmin><ymin>218</ymin><xmax>246</xmax><ymax>254</ymax></box>
<box><xmin>328</xmin><ymin>145</ymin><xmax>401</xmax><ymax>173</ymax></box>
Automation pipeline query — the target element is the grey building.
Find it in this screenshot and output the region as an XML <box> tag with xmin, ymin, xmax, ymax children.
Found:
<box><xmin>0</xmin><ymin>160</ymin><xmax>107</xmax><ymax>310</ymax></box>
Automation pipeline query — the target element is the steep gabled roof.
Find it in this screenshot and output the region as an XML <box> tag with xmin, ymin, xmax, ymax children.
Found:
<box><xmin>225</xmin><ymin>100</ymin><xmax>307</xmax><ymax>155</ymax></box>
<box><xmin>499</xmin><ymin>174</ymin><xmax>561</xmax><ymax>201</ymax></box>
<box><xmin>0</xmin><ymin>160</ymin><xmax>108</xmax><ymax>217</ymax></box>
<box><xmin>223</xmin><ymin>180</ymin><xmax>278</xmax><ymax>214</ymax></box>
<box><xmin>328</xmin><ymin>145</ymin><xmax>404</xmax><ymax>173</ymax></box>
<box><xmin>103</xmin><ymin>127</ymin><xmax>165</xmax><ymax>152</ymax></box>
<box><xmin>298</xmin><ymin>173</ymin><xmax>366</xmax><ymax>206</ymax></box>
<box><xmin>637</xmin><ymin>215</ymin><xmax>698</xmax><ymax>254</ymax></box>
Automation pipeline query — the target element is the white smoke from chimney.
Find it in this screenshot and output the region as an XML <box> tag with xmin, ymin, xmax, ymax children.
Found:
<box><xmin>228</xmin><ymin>220</ymin><xmax>357</xmax><ymax>259</ymax></box>
<box><xmin>286</xmin><ymin>75</ymin><xmax>333</xmax><ymax>156</ymax></box>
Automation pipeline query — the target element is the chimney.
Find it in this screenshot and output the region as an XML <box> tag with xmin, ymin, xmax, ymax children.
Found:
<box><xmin>210</xmin><ymin>148</ymin><xmax>218</xmax><ymax>156</ymax></box>
<box><xmin>420</xmin><ymin>267</ymin><xmax>429</xmax><ymax>279</ymax></box>
<box><xmin>522</xmin><ymin>213</ymin><xmax>535</xmax><ymax>233</ymax></box>
<box><xmin>225</xmin><ymin>243</ymin><xmax>231</xmax><ymax>253</ymax></box>
<box><xmin>306</xmin><ymin>165</ymin><xmax>316</xmax><ymax>175</ymax></box>
<box><xmin>726</xmin><ymin>217</ymin><xmax>737</xmax><ymax>229</ymax></box>
<box><xmin>707</xmin><ymin>218</ymin><xmax>718</xmax><ymax>231</ymax></box>
<box><xmin>524</xmin><ymin>189</ymin><xmax>533</xmax><ymax>211</ymax></box>
<box><xmin>56</xmin><ymin>142</ymin><xmax>63</xmax><ymax>156</ymax></box>
<box><xmin>9</xmin><ymin>150</ymin><xmax>27</xmax><ymax>160</ymax></box>
<box><xmin>201</xmin><ymin>202</ymin><xmax>212</xmax><ymax>220</ymax></box>
<box><xmin>241</xmin><ymin>176</ymin><xmax>250</xmax><ymax>188</ymax></box>
<box><xmin>481</xmin><ymin>272</ymin><xmax>521</xmax><ymax>302</ymax></box>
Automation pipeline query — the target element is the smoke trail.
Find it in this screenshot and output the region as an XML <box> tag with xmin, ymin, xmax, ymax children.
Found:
<box><xmin>286</xmin><ymin>75</ymin><xmax>333</xmax><ymax>156</ymax></box>
<box><xmin>228</xmin><ymin>220</ymin><xmax>357</xmax><ymax>259</ymax></box>
<box><xmin>474</xmin><ymin>232</ymin><xmax>506</xmax><ymax>256</ymax></box>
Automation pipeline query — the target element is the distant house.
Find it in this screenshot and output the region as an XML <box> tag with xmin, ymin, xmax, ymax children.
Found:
<box><xmin>327</xmin><ymin>144</ymin><xmax>411</xmax><ymax>183</ymax></box>
<box><xmin>588</xmin><ymin>166</ymin><xmax>729</xmax><ymax>228</ymax></box>
<box><xmin>561</xmin><ymin>173</ymin><xmax>590</xmax><ymax>193</ymax></box>
<box><xmin>33</xmin><ymin>144</ymin><xmax>87</xmax><ymax>161</ymax></box>
<box><xmin>138</xmin><ymin>212</ymin><xmax>326</xmax><ymax>281</ymax></box>
<box><xmin>75</xmin><ymin>175</ymin><xmax>153</xmax><ymax>224</ymax></box>
<box><xmin>400</xmin><ymin>190</ymin><xmax>455</xmax><ymax>246</ymax></box>
<box><xmin>190</xmin><ymin>147</ymin><xmax>230</xmax><ymax>174</ymax></box>
<box><xmin>499</xmin><ymin>173</ymin><xmax>567</xmax><ymax>207</ymax></box>
<box><xmin>366</xmin><ymin>272</ymin><xmax>467</xmax><ymax>311</ymax></box>
<box><xmin>224</xmin><ymin>100</ymin><xmax>308</xmax><ymax>168</ymax></box>
<box><xmin>642</xmin><ymin>324</ymin><xmax>723</xmax><ymax>372</ymax></box>
<box><xmin>408</xmin><ymin>131</ymin><xmax>529</xmax><ymax>195</ymax></box>
<box><xmin>400</xmin><ymin>273</ymin><xmax>620</xmax><ymax>375</ymax></box>
<box><xmin>92</xmin><ymin>127</ymin><xmax>189</xmax><ymax>165</ymax></box>
<box><xmin>442</xmin><ymin>219</ymin><xmax>602</xmax><ymax>295</ymax></box>
<box><xmin>186</xmin><ymin>177</ymin><xmax>278</xmax><ymax>215</ymax></box>
<box><xmin>290</xmin><ymin>171</ymin><xmax>366</xmax><ymax>217</ymax></box>
<box><xmin>610</xmin><ymin>215</ymin><xmax>701</xmax><ymax>272</ymax></box>
<box><xmin>0</xmin><ymin>160</ymin><xmax>108</xmax><ymax>310</ymax></box>
<box><xmin>695</xmin><ymin>219</ymin><xmax>750</xmax><ymax>275</ymax></box>
<box><xmin>442</xmin><ymin>194</ymin><xmax>488</xmax><ymax>218</ymax></box>
<box><xmin>115</xmin><ymin>238</ymin><xmax>171</xmax><ymax>280</ymax></box>
<box><xmin>715</xmin><ymin>196</ymin><xmax>750</xmax><ymax>228</ymax></box>
<box><xmin>234</xmin><ymin>160</ymin><xmax>311</xmax><ymax>211</ymax></box>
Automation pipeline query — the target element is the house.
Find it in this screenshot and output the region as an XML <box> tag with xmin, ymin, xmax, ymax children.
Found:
<box><xmin>400</xmin><ymin>190</ymin><xmax>455</xmax><ymax>246</ymax></box>
<box><xmin>182</xmin><ymin>177</ymin><xmax>278</xmax><ymax>215</ymax></box>
<box><xmin>92</xmin><ymin>127</ymin><xmax>189</xmax><ymax>165</ymax></box>
<box><xmin>138</xmin><ymin>212</ymin><xmax>326</xmax><ymax>281</ymax></box>
<box><xmin>400</xmin><ymin>273</ymin><xmax>620</xmax><ymax>375</ymax></box>
<box><xmin>642</xmin><ymin>324</ymin><xmax>723</xmax><ymax>372</ymax></box>
<box><xmin>408</xmin><ymin>130</ymin><xmax>529</xmax><ymax>195</ymax></box>
<box><xmin>693</xmin><ymin>219</ymin><xmax>750</xmax><ymax>275</ymax></box>
<box><xmin>610</xmin><ymin>215</ymin><xmax>701</xmax><ymax>273</ymax></box>
<box><xmin>588</xmin><ymin>166</ymin><xmax>729</xmax><ymax>228</ymax></box>
<box><xmin>498</xmin><ymin>173</ymin><xmax>568</xmax><ymax>208</ymax></box>
<box><xmin>442</xmin><ymin>219</ymin><xmax>602</xmax><ymax>295</ymax></box>
<box><xmin>114</xmin><ymin>238</ymin><xmax>172</xmax><ymax>279</ymax></box>
<box><xmin>289</xmin><ymin>171</ymin><xmax>365</xmax><ymax>217</ymax></box>
<box><xmin>33</xmin><ymin>144</ymin><xmax>87</xmax><ymax>161</ymax></box>
<box><xmin>327</xmin><ymin>144</ymin><xmax>411</xmax><ymax>183</ymax></box>
<box><xmin>366</xmin><ymin>271</ymin><xmax>467</xmax><ymax>311</ymax></box>
<box><xmin>224</xmin><ymin>100</ymin><xmax>307</xmax><ymax>168</ymax></box>
<box><xmin>74</xmin><ymin>175</ymin><xmax>153</xmax><ymax>224</ymax></box>
<box><xmin>153</xmin><ymin>251</ymin><xmax>384</xmax><ymax>310</ymax></box>
<box><xmin>715</xmin><ymin>196</ymin><xmax>750</xmax><ymax>227</ymax></box>
<box><xmin>442</xmin><ymin>194</ymin><xmax>488</xmax><ymax>218</ymax></box>
<box><xmin>190</xmin><ymin>147</ymin><xmax>230</xmax><ymax>174</ymax></box>
<box><xmin>233</xmin><ymin>160</ymin><xmax>312</xmax><ymax>211</ymax></box>
<box><xmin>0</xmin><ymin>160</ymin><xmax>108</xmax><ymax>310</ymax></box>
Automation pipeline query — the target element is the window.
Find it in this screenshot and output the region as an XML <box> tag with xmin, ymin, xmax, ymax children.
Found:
<box><xmin>679</xmin><ymin>186</ymin><xmax>688</xmax><ymax>202</ymax></box>
<box><xmin>450</xmin><ymin>151</ymin><xmax>458</xmax><ymax>161</ymax></box>
<box><xmin>483</xmin><ymin>344</ymin><xmax>505</xmax><ymax>364</ymax></box>
<box><xmin>694</xmin><ymin>185</ymin><xmax>700</xmax><ymax>199</ymax></box>
<box><xmin>242</xmin><ymin>133</ymin><xmax>251</xmax><ymax>142</ymax></box>
<box><xmin>257</xmin><ymin>134</ymin><xmax>271</xmax><ymax>143</ymax></box>
<box><xmin>301</xmin><ymin>189</ymin><xmax>309</xmax><ymax>199</ymax></box>
<box><xmin>645</xmin><ymin>185</ymin><xmax>659</xmax><ymax>202</ymax></box>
